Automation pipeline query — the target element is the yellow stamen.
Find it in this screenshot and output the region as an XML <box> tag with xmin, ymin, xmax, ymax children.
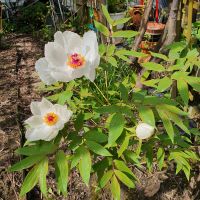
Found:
<box><xmin>43</xmin><ymin>112</ymin><xmax>58</xmax><ymax>126</ymax></box>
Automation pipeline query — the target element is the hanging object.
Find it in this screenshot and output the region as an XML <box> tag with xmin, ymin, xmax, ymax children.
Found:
<box><xmin>146</xmin><ymin>22</ymin><xmax>165</xmax><ymax>35</ymax></box>
<box><xmin>155</xmin><ymin>0</ymin><xmax>159</xmax><ymax>23</ymax></box>
<box><xmin>140</xmin><ymin>0</ymin><xmax>144</xmax><ymax>5</ymax></box>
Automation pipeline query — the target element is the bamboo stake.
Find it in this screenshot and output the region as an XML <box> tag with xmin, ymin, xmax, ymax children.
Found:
<box><xmin>187</xmin><ymin>0</ymin><xmax>193</xmax><ymax>42</ymax></box>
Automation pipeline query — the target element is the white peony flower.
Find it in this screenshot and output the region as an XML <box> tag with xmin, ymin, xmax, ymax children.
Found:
<box><xmin>25</xmin><ymin>98</ymin><xmax>72</xmax><ymax>141</ymax></box>
<box><xmin>136</xmin><ymin>123</ymin><xmax>155</xmax><ymax>139</ymax></box>
<box><xmin>35</xmin><ymin>30</ymin><xmax>100</xmax><ymax>85</ymax></box>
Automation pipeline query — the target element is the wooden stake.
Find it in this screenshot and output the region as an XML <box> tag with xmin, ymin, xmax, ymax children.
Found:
<box><xmin>187</xmin><ymin>0</ymin><xmax>193</xmax><ymax>42</ymax></box>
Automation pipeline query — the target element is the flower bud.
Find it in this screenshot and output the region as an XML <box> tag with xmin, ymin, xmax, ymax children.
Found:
<box><xmin>136</xmin><ymin>123</ymin><xmax>155</xmax><ymax>139</ymax></box>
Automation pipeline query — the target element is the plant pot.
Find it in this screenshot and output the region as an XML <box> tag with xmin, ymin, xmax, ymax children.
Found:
<box><xmin>129</xmin><ymin>5</ymin><xmax>145</xmax><ymax>29</ymax></box>
<box><xmin>110</xmin><ymin>12</ymin><xmax>126</xmax><ymax>30</ymax></box>
<box><xmin>146</xmin><ymin>22</ymin><xmax>165</xmax><ymax>35</ymax></box>
<box><xmin>140</xmin><ymin>41</ymin><xmax>158</xmax><ymax>54</ymax></box>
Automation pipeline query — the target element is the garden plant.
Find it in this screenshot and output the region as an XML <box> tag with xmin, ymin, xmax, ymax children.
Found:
<box><xmin>9</xmin><ymin>4</ymin><xmax>200</xmax><ymax>200</ymax></box>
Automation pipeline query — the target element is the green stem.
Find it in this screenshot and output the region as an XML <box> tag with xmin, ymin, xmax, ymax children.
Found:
<box><xmin>93</xmin><ymin>82</ymin><xmax>110</xmax><ymax>105</ymax></box>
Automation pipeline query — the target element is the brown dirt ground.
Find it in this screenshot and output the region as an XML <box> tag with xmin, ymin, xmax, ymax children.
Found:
<box><xmin>0</xmin><ymin>34</ymin><xmax>200</xmax><ymax>200</ymax></box>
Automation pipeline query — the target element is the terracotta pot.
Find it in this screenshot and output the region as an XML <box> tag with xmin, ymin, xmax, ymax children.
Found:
<box><xmin>146</xmin><ymin>22</ymin><xmax>165</xmax><ymax>35</ymax></box>
<box><xmin>140</xmin><ymin>41</ymin><xmax>158</xmax><ymax>54</ymax></box>
<box><xmin>129</xmin><ymin>5</ymin><xmax>145</xmax><ymax>29</ymax></box>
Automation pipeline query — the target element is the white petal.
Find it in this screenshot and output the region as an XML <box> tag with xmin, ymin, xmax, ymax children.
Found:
<box><xmin>84</xmin><ymin>68</ymin><xmax>96</xmax><ymax>82</ymax></box>
<box><xmin>25</xmin><ymin>116</ymin><xmax>43</xmax><ymax>127</ymax></box>
<box><xmin>35</xmin><ymin>58</ymin><xmax>56</xmax><ymax>85</ymax></box>
<box><xmin>136</xmin><ymin>123</ymin><xmax>155</xmax><ymax>139</ymax></box>
<box><xmin>25</xmin><ymin>126</ymin><xmax>59</xmax><ymax>141</ymax></box>
<box><xmin>54</xmin><ymin>104</ymin><xmax>72</xmax><ymax>122</ymax></box>
<box><xmin>63</xmin><ymin>31</ymin><xmax>83</xmax><ymax>53</ymax></box>
<box><xmin>44</xmin><ymin>129</ymin><xmax>60</xmax><ymax>141</ymax></box>
<box><xmin>83</xmin><ymin>31</ymin><xmax>99</xmax><ymax>63</ymax></box>
<box><xmin>71</xmin><ymin>67</ymin><xmax>87</xmax><ymax>79</ymax></box>
<box><xmin>39</xmin><ymin>98</ymin><xmax>53</xmax><ymax>114</ymax></box>
<box><xmin>51</xmin><ymin>70</ymin><xmax>74</xmax><ymax>82</ymax></box>
<box><xmin>54</xmin><ymin>31</ymin><xmax>65</xmax><ymax>48</ymax></box>
<box><xmin>45</xmin><ymin>42</ymin><xmax>66</xmax><ymax>66</ymax></box>
<box><xmin>30</xmin><ymin>101</ymin><xmax>41</xmax><ymax>115</ymax></box>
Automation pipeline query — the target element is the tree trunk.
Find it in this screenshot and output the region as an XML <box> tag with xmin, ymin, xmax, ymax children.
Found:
<box><xmin>132</xmin><ymin>0</ymin><xmax>154</xmax><ymax>52</ymax></box>
<box><xmin>159</xmin><ymin>0</ymin><xmax>180</xmax><ymax>53</ymax></box>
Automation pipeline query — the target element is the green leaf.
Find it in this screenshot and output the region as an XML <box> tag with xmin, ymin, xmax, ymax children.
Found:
<box><xmin>78</xmin><ymin>147</ymin><xmax>91</xmax><ymax>186</ymax></box>
<box><xmin>182</xmin><ymin>165</ymin><xmax>191</xmax><ymax>181</ymax></box>
<box><xmin>138</xmin><ymin>106</ymin><xmax>155</xmax><ymax>126</ymax></box>
<box><xmin>20</xmin><ymin>164</ymin><xmax>40</xmax><ymax>197</ymax></box>
<box><xmin>108</xmin><ymin>113</ymin><xmax>125</xmax><ymax>145</ymax></box>
<box><xmin>84</xmin><ymin>130</ymin><xmax>108</xmax><ymax>143</ymax></box>
<box><xmin>117</xmin><ymin>136</ymin><xmax>129</xmax><ymax>157</ymax></box>
<box><xmin>166</xmin><ymin>112</ymin><xmax>189</xmax><ymax>134</ymax></box>
<box><xmin>94</xmin><ymin>20</ymin><xmax>110</xmax><ymax>37</ymax></box>
<box><xmin>16</xmin><ymin>142</ymin><xmax>57</xmax><ymax>156</ymax></box>
<box><xmin>157</xmin><ymin>77</ymin><xmax>172</xmax><ymax>92</ymax></box>
<box><xmin>58</xmin><ymin>91</ymin><xmax>73</xmax><ymax>105</ymax></box>
<box><xmin>107</xmin><ymin>45</ymin><xmax>116</xmax><ymax>56</ymax></box>
<box><xmin>55</xmin><ymin>150</ymin><xmax>68</xmax><ymax>196</ymax></box>
<box><xmin>99</xmin><ymin>44</ymin><xmax>106</xmax><ymax>56</ymax></box>
<box><xmin>86</xmin><ymin>140</ymin><xmax>112</xmax><ymax>156</ymax></box>
<box><xmin>113</xmin><ymin>17</ymin><xmax>131</xmax><ymax>26</ymax></box>
<box><xmin>150</xmin><ymin>51</ymin><xmax>169</xmax><ymax>61</ymax></box>
<box><xmin>114</xmin><ymin>170</ymin><xmax>135</xmax><ymax>188</ymax></box>
<box><xmin>110</xmin><ymin>175</ymin><xmax>120</xmax><ymax>200</ymax></box>
<box><xmin>99</xmin><ymin>170</ymin><xmax>113</xmax><ymax>188</ymax></box>
<box><xmin>145</xmin><ymin>145</ymin><xmax>153</xmax><ymax>171</ymax></box>
<box><xmin>114</xmin><ymin>160</ymin><xmax>135</xmax><ymax>178</ymax></box>
<box><xmin>74</xmin><ymin>112</ymin><xmax>84</xmax><ymax>131</ymax></box>
<box><xmin>115</xmin><ymin>54</ymin><xmax>131</xmax><ymax>62</ymax></box>
<box><xmin>115</xmin><ymin>49</ymin><xmax>147</xmax><ymax>58</ymax></box>
<box><xmin>95</xmin><ymin>105</ymin><xmax>133</xmax><ymax>117</ymax></box>
<box><xmin>141</xmin><ymin>62</ymin><xmax>165</xmax><ymax>72</ymax></box>
<box><xmin>142</xmin><ymin>79</ymin><xmax>160</xmax><ymax>87</ymax></box>
<box><xmin>101</xmin><ymin>4</ymin><xmax>114</xmax><ymax>25</ymax></box>
<box><xmin>160</xmin><ymin>104</ymin><xmax>188</xmax><ymax>116</ymax></box>
<box><xmin>107</xmin><ymin>56</ymin><xmax>117</xmax><ymax>67</ymax></box>
<box><xmin>119</xmin><ymin>83</ymin><xmax>128</xmax><ymax>102</ymax></box>
<box><xmin>70</xmin><ymin>146</ymin><xmax>83</xmax><ymax>169</ymax></box>
<box><xmin>157</xmin><ymin>108</ymin><xmax>174</xmax><ymax>143</ymax></box>
<box><xmin>124</xmin><ymin>150</ymin><xmax>141</xmax><ymax>166</ymax></box>
<box><xmin>157</xmin><ymin>148</ymin><xmax>165</xmax><ymax>170</ymax></box>
<box><xmin>112</xmin><ymin>30</ymin><xmax>138</xmax><ymax>38</ymax></box>
<box><xmin>39</xmin><ymin>157</ymin><xmax>48</xmax><ymax>197</ymax></box>
<box><xmin>187</xmin><ymin>77</ymin><xmax>200</xmax><ymax>92</ymax></box>
<box><xmin>177</xmin><ymin>79</ymin><xmax>189</xmax><ymax>105</ymax></box>
<box><xmin>9</xmin><ymin>155</ymin><xmax>45</xmax><ymax>172</ymax></box>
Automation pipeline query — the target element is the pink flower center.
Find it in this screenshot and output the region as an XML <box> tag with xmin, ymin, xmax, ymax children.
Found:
<box><xmin>67</xmin><ymin>53</ymin><xmax>85</xmax><ymax>69</ymax></box>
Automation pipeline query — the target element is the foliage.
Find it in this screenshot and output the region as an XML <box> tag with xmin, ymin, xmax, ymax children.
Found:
<box><xmin>11</xmin><ymin>4</ymin><xmax>200</xmax><ymax>199</ymax></box>
<box><xmin>17</xmin><ymin>2</ymin><xmax>48</xmax><ymax>33</ymax></box>
<box><xmin>107</xmin><ymin>0</ymin><xmax>127</xmax><ymax>13</ymax></box>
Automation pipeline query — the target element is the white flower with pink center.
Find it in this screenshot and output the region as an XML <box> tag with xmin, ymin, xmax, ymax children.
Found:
<box><xmin>35</xmin><ymin>31</ymin><xmax>100</xmax><ymax>85</ymax></box>
<box><xmin>25</xmin><ymin>98</ymin><xmax>72</xmax><ymax>141</ymax></box>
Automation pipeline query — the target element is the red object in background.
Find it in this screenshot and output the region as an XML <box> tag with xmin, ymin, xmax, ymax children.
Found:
<box><xmin>156</xmin><ymin>0</ymin><xmax>159</xmax><ymax>22</ymax></box>
<box><xmin>140</xmin><ymin>0</ymin><xmax>144</xmax><ymax>5</ymax></box>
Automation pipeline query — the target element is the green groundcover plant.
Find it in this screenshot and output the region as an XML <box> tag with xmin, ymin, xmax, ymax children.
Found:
<box><xmin>10</xmin><ymin>5</ymin><xmax>200</xmax><ymax>199</ymax></box>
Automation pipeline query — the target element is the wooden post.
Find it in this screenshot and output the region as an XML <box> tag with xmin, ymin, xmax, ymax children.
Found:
<box><xmin>187</xmin><ymin>0</ymin><xmax>193</xmax><ymax>42</ymax></box>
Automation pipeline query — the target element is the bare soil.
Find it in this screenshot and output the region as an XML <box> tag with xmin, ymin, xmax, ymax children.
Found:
<box><xmin>0</xmin><ymin>34</ymin><xmax>200</xmax><ymax>200</ymax></box>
